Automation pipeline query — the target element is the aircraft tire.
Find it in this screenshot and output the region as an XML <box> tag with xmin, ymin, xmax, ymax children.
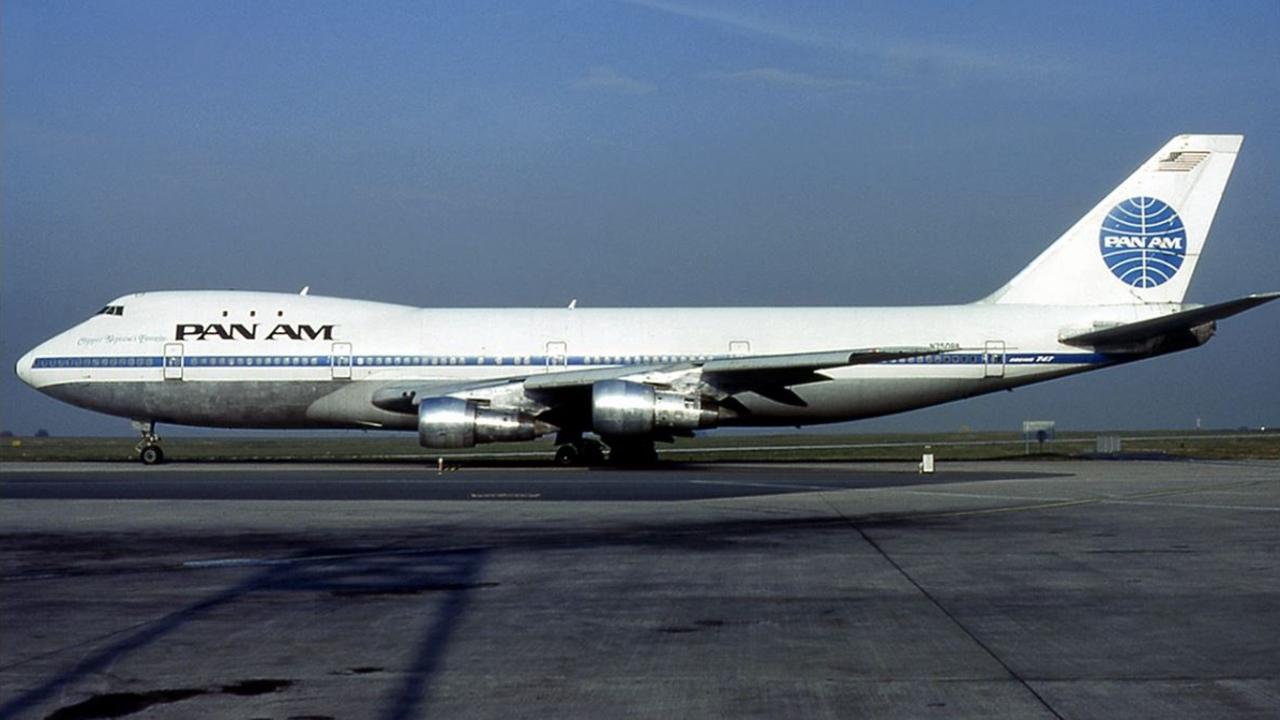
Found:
<box><xmin>140</xmin><ymin>445</ymin><xmax>165</xmax><ymax>465</ymax></box>
<box><xmin>554</xmin><ymin>444</ymin><xmax>580</xmax><ymax>466</ymax></box>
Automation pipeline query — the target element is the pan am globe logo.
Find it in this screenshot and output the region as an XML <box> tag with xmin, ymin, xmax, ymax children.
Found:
<box><xmin>1099</xmin><ymin>196</ymin><xmax>1186</xmax><ymax>288</ymax></box>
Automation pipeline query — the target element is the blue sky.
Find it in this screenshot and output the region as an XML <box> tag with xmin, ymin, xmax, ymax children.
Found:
<box><xmin>3</xmin><ymin>0</ymin><xmax>1278</xmax><ymax>435</ymax></box>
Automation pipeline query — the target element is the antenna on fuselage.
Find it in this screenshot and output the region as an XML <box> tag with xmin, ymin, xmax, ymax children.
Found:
<box><xmin>567</xmin><ymin>298</ymin><xmax>577</xmax><ymax>309</ymax></box>
<box><xmin>299</xmin><ymin>286</ymin><xmax>310</xmax><ymax>296</ymax></box>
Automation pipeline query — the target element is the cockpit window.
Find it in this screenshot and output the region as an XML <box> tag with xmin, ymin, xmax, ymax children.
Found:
<box><xmin>95</xmin><ymin>305</ymin><xmax>124</xmax><ymax>317</ymax></box>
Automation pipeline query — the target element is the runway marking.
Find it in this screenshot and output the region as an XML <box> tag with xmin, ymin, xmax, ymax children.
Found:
<box><xmin>688</xmin><ymin>478</ymin><xmax>834</xmax><ymax>492</ymax></box>
<box><xmin>1102</xmin><ymin>499</ymin><xmax>1280</xmax><ymax>513</ymax></box>
<box><xmin>696</xmin><ymin>504</ymin><xmax>807</xmax><ymax>516</ymax></box>
<box><xmin>884</xmin><ymin>478</ymin><xmax>1277</xmax><ymax>521</ymax></box>
<box><xmin>181</xmin><ymin>557</ymin><xmax>295</xmax><ymax>568</ymax></box>
<box><xmin>897</xmin><ymin>489</ymin><xmax>1076</xmax><ymax>503</ymax></box>
<box><xmin>469</xmin><ymin>492</ymin><xmax>543</xmax><ymax>500</ymax></box>
<box><xmin>923</xmin><ymin>497</ymin><xmax>1101</xmax><ymax>519</ymax></box>
<box><xmin>1108</xmin><ymin>478</ymin><xmax>1268</xmax><ymax>501</ymax></box>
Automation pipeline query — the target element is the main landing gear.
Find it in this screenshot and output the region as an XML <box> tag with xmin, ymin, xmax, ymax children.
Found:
<box><xmin>603</xmin><ymin>438</ymin><xmax>659</xmax><ymax>466</ymax></box>
<box><xmin>132</xmin><ymin>420</ymin><xmax>165</xmax><ymax>465</ymax></box>
<box><xmin>554</xmin><ymin>436</ymin><xmax>607</xmax><ymax>466</ymax></box>
<box><xmin>553</xmin><ymin>433</ymin><xmax>659</xmax><ymax>466</ymax></box>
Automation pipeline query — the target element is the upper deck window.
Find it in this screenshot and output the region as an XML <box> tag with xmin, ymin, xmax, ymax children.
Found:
<box><xmin>94</xmin><ymin>305</ymin><xmax>124</xmax><ymax>317</ymax></box>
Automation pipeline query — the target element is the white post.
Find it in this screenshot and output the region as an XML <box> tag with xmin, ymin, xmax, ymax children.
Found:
<box><xmin>920</xmin><ymin>446</ymin><xmax>935</xmax><ymax>474</ymax></box>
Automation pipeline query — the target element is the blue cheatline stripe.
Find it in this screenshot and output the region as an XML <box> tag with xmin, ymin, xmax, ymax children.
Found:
<box><xmin>32</xmin><ymin>356</ymin><xmax>164</xmax><ymax>369</ymax></box>
<box><xmin>183</xmin><ymin>355</ymin><xmax>332</xmax><ymax>367</ymax></box>
<box><xmin>31</xmin><ymin>351</ymin><xmax>1118</xmax><ymax>370</ymax></box>
<box><xmin>878</xmin><ymin>352</ymin><xmax>1112</xmax><ymax>365</ymax></box>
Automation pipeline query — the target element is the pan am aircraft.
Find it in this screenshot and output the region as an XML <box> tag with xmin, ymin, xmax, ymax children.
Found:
<box><xmin>15</xmin><ymin>135</ymin><xmax>1278</xmax><ymax>464</ymax></box>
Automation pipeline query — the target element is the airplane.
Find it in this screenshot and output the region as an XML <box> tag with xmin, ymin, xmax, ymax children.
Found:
<box><xmin>14</xmin><ymin>134</ymin><xmax>1279</xmax><ymax>465</ymax></box>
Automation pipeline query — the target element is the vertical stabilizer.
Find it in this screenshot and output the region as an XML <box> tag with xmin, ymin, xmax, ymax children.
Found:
<box><xmin>984</xmin><ymin>134</ymin><xmax>1242</xmax><ymax>305</ymax></box>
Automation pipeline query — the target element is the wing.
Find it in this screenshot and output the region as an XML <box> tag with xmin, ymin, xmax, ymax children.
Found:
<box><xmin>371</xmin><ymin>346</ymin><xmax>939</xmax><ymax>415</ymax></box>
<box><xmin>698</xmin><ymin>347</ymin><xmax>940</xmax><ymax>391</ymax></box>
<box><xmin>529</xmin><ymin>346</ymin><xmax>939</xmax><ymax>391</ymax></box>
<box><xmin>1060</xmin><ymin>292</ymin><xmax>1280</xmax><ymax>351</ymax></box>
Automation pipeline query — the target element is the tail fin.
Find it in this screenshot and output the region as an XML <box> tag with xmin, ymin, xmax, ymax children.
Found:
<box><xmin>984</xmin><ymin>134</ymin><xmax>1242</xmax><ymax>305</ymax></box>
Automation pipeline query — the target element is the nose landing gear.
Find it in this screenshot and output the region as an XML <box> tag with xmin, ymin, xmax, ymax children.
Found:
<box><xmin>132</xmin><ymin>420</ymin><xmax>165</xmax><ymax>465</ymax></box>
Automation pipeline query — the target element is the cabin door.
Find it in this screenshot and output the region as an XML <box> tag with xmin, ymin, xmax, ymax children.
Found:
<box><xmin>545</xmin><ymin>341</ymin><xmax>568</xmax><ymax>372</ymax></box>
<box><xmin>332</xmin><ymin>342</ymin><xmax>353</xmax><ymax>379</ymax></box>
<box><xmin>163</xmin><ymin>343</ymin><xmax>184</xmax><ymax>380</ymax></box>
<box><xmin>984</xmin><ymin>340</ymin><xmax>1006</xmax><ymax>378</ymax></box>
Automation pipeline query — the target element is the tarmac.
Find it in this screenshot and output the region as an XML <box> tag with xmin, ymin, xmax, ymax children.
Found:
<box><xmin>1</xmin><ymin>458</ymin><xmax>1277</xmax><ymax>719</ymax></box>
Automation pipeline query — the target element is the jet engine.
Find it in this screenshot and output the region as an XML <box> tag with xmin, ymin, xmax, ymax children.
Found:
<box><xmin>591</xmin><ymin>379</ymin><xmax>719</xmax><ymax>436</ymax></box>
<box><xmin>418</xmin><ymin>397</ymin><xmax>552</xmax><ymax>448</ymax></box>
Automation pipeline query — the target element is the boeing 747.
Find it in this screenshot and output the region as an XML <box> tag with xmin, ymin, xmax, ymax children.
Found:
<box><xmin>15</xmin><ymin>135</ymin><xmax>1278</xmax><ymax>464</ymax></box>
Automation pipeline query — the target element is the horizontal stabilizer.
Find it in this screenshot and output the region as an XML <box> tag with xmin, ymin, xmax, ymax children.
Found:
<box><xmin>1060</xmin><ymin>292</ymin><xmax>1280</xmax><ymax>349</ymax></box>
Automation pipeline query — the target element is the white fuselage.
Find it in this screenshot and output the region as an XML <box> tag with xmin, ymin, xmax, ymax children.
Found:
<box><xmin>16</xmin><ymin>136</ymin><xmax>1257</xmax><ymax>446</ymax></box>
<box><xmin>15</xmin><ymin>290</ymin><xmax>1169</xmax><ymax>431</ymax></box>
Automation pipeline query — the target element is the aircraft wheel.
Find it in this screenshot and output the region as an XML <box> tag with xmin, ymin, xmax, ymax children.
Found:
<box><xmin>554</xmin><ymin>444</ymin><xmax>580</xmax><ymax>466</ymax></box>
<box><xmin>140</xmin><ymin>445</ymin><xmax>165</xmax><ymax>465</ymax></box>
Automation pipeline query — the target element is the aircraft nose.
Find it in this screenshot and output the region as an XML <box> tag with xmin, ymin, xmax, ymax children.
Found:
<box><xmin>16</xmin><ymin>348</ymin><xmax>36</xmax><ymax>387</ymax></box>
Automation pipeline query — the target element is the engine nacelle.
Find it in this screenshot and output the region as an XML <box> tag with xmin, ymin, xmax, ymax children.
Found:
<box><xmin>591</xmin><ymin>379</ymin><xmax>718</xmax><ymax>436</ymax></box>
<box><xmin>418</xmin><ymin>397</ymin><xmax>551</xmax><ymax>448</ymax></box>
